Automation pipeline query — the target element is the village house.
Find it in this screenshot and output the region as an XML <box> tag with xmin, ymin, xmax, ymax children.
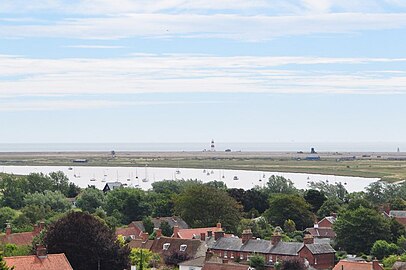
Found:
<box><xmin>4</xmin><ymin>245</ymin><xmax>73</xmax><ymax>270</ymax></box>
<box><xmin>208</xmin><ymin>229</ymin><xmax>335</xmax><ymax>270</ymax></box>
<box><xmin>103</xmin><ymin>181</ymin><xmax>123</xmax><ymax>193</ymax></box>
<box><xmin>305</xmin><ymin>215</ymin><xmax>336</xmax><ymax>242</ymax></box>
<box><xmin>116</xmin><ymin>216</ymin><xmax>189</xmax><ymax>239</ymax></box>
<box><xmin>0</xmin><ymin>222</ymin><xmax>45</xmax><ymax>246</ymax></box>
<box><xmin>387</xmin><ymin>210</ymin><xmax>406</xmax><ymax>226</ymax></box>
<box><xmin>332</xmin><ymin>259</ymin><xmax>384</xmax><ymax>270</ymax></box>
<box><xmin>173</xmin><ymin>223</ymin><xmax>226</xmax><ymax>239</ymax></box>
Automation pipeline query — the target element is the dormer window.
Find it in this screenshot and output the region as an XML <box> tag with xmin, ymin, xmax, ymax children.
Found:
<box><xmin>130</xmin><ymin>235</ymin><xmax>136</xmax><ymax>240</ymax></box>
<box><xmin>180</xmin><ymin>244</ymin><xmax>187</xmax><ymax>252</ymax></box>
<box><xmin>163</xmin><ymin>243</ymin><xmax>170</xmax><ymax>250</ymax></box>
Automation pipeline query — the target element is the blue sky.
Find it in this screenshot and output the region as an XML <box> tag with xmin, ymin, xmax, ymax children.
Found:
<box><xmin>0</xmin><ymin>0</ymin><xmax>406</xmax><ymax>146</ymax></box>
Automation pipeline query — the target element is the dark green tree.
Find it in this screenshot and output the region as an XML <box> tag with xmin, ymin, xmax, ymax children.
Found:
<box><xmin>334</xmin><ymin>207</ymin><xmax>391</xmax><ymax>254</ymax></box>
<box><xmin>304</xmin><ymin>189</ymin><xmax>326</xmax><ymax>213</ymax></box>
<box><xmin>249</xmin><ymin>255</ymin><xmax>265</xmax><ymax>270</ymax></box>
<box><xmin>280</xmin><ymin>258</ymin><xmax>306</xmax><ymax>270</ymax></box>
<box><xmin>142</xmin><ymin>217</ymin><xmax>154</xmax><ymax>234</ymax></box>
<box><xmin>159</xmin><ymin>221</ymin><xmax>173</xmax><ymax>237</ymax></box>
<box><xmin>317</xmin><ymin>198</ymin><xmax>342</xmax><ymax>219</ymax></box>
<box><xmin>265</xmin><ymin>194</ymin><xmax>314</xmax><ymax>230</ymax></box>
<box><xmin>76</xmin><ymin>188</ymin><xmax>105</xmax><ymax>213</ymax></box>
<box><xmin>370</xmin><ymin>240</ymin><xmax>399</xmax><ymax>260</ymax></box>
<box><xmin>0</xmin><ymin>175</ymin><xmax>28</xmax><ymax>209</ymax></box>
<box><xmin>174</xmin><ymin>184</ymin><xmax>241</xmax><ymax>232</ymax></box>
<box><xmin>265</xmin><ymin>175</ymin><xmax>298</xmax><ymax>195</ymax></box>
<box><xmin>44</xmin><ymin>212</ymin><xmax>130</xmax><ymax>270</ymax></box>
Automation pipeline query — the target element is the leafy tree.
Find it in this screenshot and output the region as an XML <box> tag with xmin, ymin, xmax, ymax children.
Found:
<box><xmin>304</xmin><ymin>189</ymin><xmax>326</xmax><ymax>213</ymax></box>
<box><xmin>26</xmin><ymin>173</ymin><xmax>54</xmax><ymax>194</ymax></box>
<box><xmin>2</xmin><ymin>243</ymin><xmax>31</xmax><ymax>257</ymax></box>
<box><xmin>142</xmin><ymin>217</ymin><xmax>154</xmax><ymax>234</ymax></box>
<box><xmin>308</xmin><ymin>181</ymin><xmax>348</xmax><ymax>202</ymax></box>
<box><xmin>174</xmin><ymin>184</ymin><xmax>241</xmax><ymax>233</ymax></box>
<box><xmin>0</xmin><ymin>251</ymin><xmax>14</xmax><ymax>270</ymax></box>
<box><xmin>24</xmin><ymin>191</ymin><xmax>71</xmax><ymax>213</ymax></box>
<box><xmin>265</xmin><ymin>176</ymin><xmax>298</xmax><ymax>195</ymax></box>
<box><xmin>317</xmin><ymin>198</ymin><xmax>342</xmax><ymax>219</ymax></box>
<box><xmin>20</xmin><ymin>205</ymin><xmax>54</xmax><ymax>224</ymax></box>
<box><xmin>48</xmin><ymin>171</ymin><xmax>70</xmax><ymax>196</ymax></box>
<box><xmin>130</xmin><ymin>248</ymin><xmax>160</xmax><ymax>269</ymax></box>
<box><xmin>67</xmin><ymin>182</ymin><xmax>81</xmax><ymax>198</ymax></box>
<box><xmin>265</xmin><ymin>194</ymin><xmax>313</xmax><ymax>230</ymax></box>
<box><xmin>205</xmin><ymin>181</ymin><xmax>227</xmax><ymax>190</ymax></box>
<box><xmin>237</xmin><ymin>218</ymin><xmax>273</xmax><ymax>239</ymax></box>
<box><xmin>280</xmin><ymin>257</ymin><xmax>306</xmax><ymax>270</ymax></box>
<box><xmin>104</xmin><ymin>188</ymin><xmax>150</xmax><ymax>224</ymax></box>
<box><xmin>283</xmin><ymin>219</ymin><xmax>296</xmax><ymax>233</ymax></box>
<box><xmin>249</xmin><ymin>255</ymin><xmax>265</xmax><ymax>270</ymax></box>
<box><xmin>346</xmin><ymin>197</ymin><xmax>374</xmax><ymax>211</ymax></box>
<box><xmin>370</xmin><ymin>240</ymin><xmax>399</xmax><ymax>260</ymax></box>
<box><xmin>0</xmin><ymin>208</ymin><xmax>18</xmax><ymax>231</ymax></box>
<box><xmin>390</xmin><ymin>218</ymin><xmax>406</xmax><ymax>242</ymax></box>
<box><xmin>164</xmin><ymin>250</ymin><xmax>190</xmax><ymax>266</ymax></box>
<box><xmin>76</xmin><ymin>188</ymin><xmax>105</xmax><ymax>213</ymax></box>
<box><xmin>0</xmin><ymin>175</ymin><xmax>28</xmax><ymax>209</ymax></box>
<box><xmin>44</xmin><ymin>212</ymin><xmax>130</xmax><ymax>270</ymax></box>
<box><xmin>389</xmin><ymin>198</ymin><xmax>406</xmax><ymax>210</ymax></box>
<box><xmin>146</xmin><ymin>192</ymin><xmax>174</xmax><ymax>217</ymax></box>
<box><xmin>159</xmin><ymin>220</ymin><xmax>173</xmax><ymax>237</ymax></box>
<box><xmin>243</xmin><ymin>189</ymin><xmax>269</xmax><ymax>214</ymax></box>
<box><xmin>334</xmin><ymin>207</ymin><xmax>391</xmax><ymax>254</ymax></box>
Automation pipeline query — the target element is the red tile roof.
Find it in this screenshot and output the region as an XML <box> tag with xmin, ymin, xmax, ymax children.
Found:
<box><xmin>332</xmin><ymin>260</ymin><xmax>384</xmax><ymax>270</ymax></box>
<box><xmin>202</xmin><ymin>261</ymin><xmax>250</xmax><ymax>270</ymax></box>
<box><xmin>115</xmin><ymin>226</ymin><xmax>141</xmax><ymax>238</ymax></box>
<box><xmin>0</xmin><ymin>232</ymin><xmax>38</xmax><ymax>246</ymax></box>
<box><xmin>4</xmin><ymin>254</ymin><xmax>73</xmax><ymax>270</ymax></box>
<box><xmin>305</xmin><ymin>227</ymin><xmax>336</xmax><ymax>238</ymax></box>
<box><xmin>176</xmin><ymin>227</ymin><xmax>222</xmax><ymax>239</ymax></box>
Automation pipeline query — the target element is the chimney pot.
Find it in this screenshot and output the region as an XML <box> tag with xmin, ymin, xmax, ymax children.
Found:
<box><xmin>242</xmin><ymin>229</ymin><xmax>253</xmax><ymax>244</ymax></box>
<box><xmin>36</xmin><ymin>244</ymin><xmax>47</xmax><ymax>259</ymax></box>
<box><xmin>200</xmin><ymin>232</ymin><xmax>206</xmax><ymax>241</ymax></box>
<box><xmin>207</xmin><ymin>230</ymin><xmax>213</xmax><ymax>238</ymax></box>
<box><xmin>303</xmin><ymin>234</ymin><xmax>314</xmax><ymax>245</ymax></box>
<box><xmin>5</xmin><ymin>223</ymin><xmax>11</xmax><ymax>236</ymax></box>
<box><xmin>142</xmin><ymin>232</ymin><xmax>149</xmax><ymax>242</ymax></box>
<box><xmin>216</xmin><ymin>223</ymin><xmax>222</xmax><ymax>229</ymax></box>
<box><xmin>155</xmin><ymin>228</ymin><xmax>162</xmax><ymax>238</ymax></box>
<box><xmin>271</xmin><ymin>232</ymin><xmax>282</xmax><ymax>246</ymax></box>
<box><xmin>173</xmin><ymin>225</ymin><xmax>179</xmax><ymax>238</ymax></box>
<box><xmin>214</xmin><ymin>230</ymin><xmax>224</xmax><ymax>240</ymax></box>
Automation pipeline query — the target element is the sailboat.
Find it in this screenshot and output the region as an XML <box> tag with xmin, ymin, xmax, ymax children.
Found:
<box><xmin>135</xmin><ymin>168</ymin><xmax>139</xmax><ymax>179</ymax></box>
<box><xmin>90</xmin><ymin>173</ymin><xmax>96</xmax><ymax>182</ymax></box>
<box><xmin>233</xmin><ymin>176</ymin><xmax>239</xmax><ymax>181</ymax></box>
<box><xmin>142</xmin><ymin>165</ymin><xmax>149</xmax><ymax>182</ymax></box>
<box><xmin>127</xmin><ymin>172</ymin><xmax>131</xmax><ymax>181</ymax></box>
<box><xmin>175</xmin><ymin>161</ymin><xmax>181</xmax><ymax>174</ymax></box>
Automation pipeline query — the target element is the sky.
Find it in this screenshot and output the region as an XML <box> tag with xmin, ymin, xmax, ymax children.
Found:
<box><xmin>0</xmin><ymin>0</ymin><xmax>406</xmax><ymax>146</ymax></box>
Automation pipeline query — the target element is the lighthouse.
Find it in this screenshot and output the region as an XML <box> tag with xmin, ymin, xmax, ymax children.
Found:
<box><xmin>211</xmin><ymin>139</ymin><xmax>215</xmax><ymax>152</ymax></box>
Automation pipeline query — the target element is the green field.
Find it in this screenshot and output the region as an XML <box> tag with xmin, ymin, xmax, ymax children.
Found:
<box><xmin>1</xmin><ymin>152</ymin><xmax>406</xmax><ymax>182</ymax></box>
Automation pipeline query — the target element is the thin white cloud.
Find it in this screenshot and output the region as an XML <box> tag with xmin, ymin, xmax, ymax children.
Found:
<box><xmin>63</xmin><ymin>45</ymin><xmax>125</xmax><ymax>49</ymax></box>
<box><xmin>0</xmin><ymin>54</ymin><xmax>405</xmax><ymax>97</ymax></box>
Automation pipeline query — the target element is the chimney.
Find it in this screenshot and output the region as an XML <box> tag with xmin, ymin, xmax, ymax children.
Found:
<box><xmin>207</xmin><ymin>230</ymin><xmax>213</xmax><ymax>238</ymax></box>
<box><xmin>141</xmin><ymin>232</ymin><xmax>149</xmax><ymax>242</ymax></box>
<box><xmin>216</xmin><ymin>223</ymin><xmax>222</xmax><ymax>229</ymax></box>
<box><xmin>242</xmin><ymin>229</ymin><xmax>253</xmax><ymax>244</ymax></box>
<box><xmin>331</xmin><ymin>213</ymin><xmax>337</xmax><ymax>218</ymax></box>
<box><xmin>271</xmin><ymin>232</ymin><xmax>282</xmax><ymax>246</ymax></box>
<box><xmin>200</xmin><ymin>232</ymin><xmax>206</xmax><ymax>241</ymax></box>
<box><xmin>372</xmin><ymin>258</ymin><xmax>381</xmax><ymax>270</ymax></box>
<box><xmin>155</xmin><ymin>228</ymin><xmax>162</xmax><ymax>238</ymax></box>
<box><xmin>33</xmin><ymin>224</ymin><xmax>39</xmax><ymax>234</ymax></box>
<box><xmin>214</xmin><ymin>230</ymin><xmax>225</xmax><ymax>240</ymax></box>
<box><xmin>5</xmin><ymin>223</ymin><xmax>11</xmax><ymax>236</ymax></box>
<box><xmin>36</xmin><ymin>244</ymin><xmax>47</xmax><ymax>259</ymax></box>
<box><xmin>173</xmin><ymin>225</ymin><xmax>179</xmax><ymax>238</ymax></box>
<box><xmin>303</xmin><ymin>234</ymin><xmax>314</xmax><ymax>245</ymax></box>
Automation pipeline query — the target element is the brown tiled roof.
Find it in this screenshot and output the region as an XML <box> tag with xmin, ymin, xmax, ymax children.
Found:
<box><xmin>128</xmin><ymin>239</ymin><xmax>154</xmax><ymax>250</ymax></box>
<box><xmin>115</xmin><ymin>226</ymin><xmax>141</xmax><ymax>237</ymax></box>
<box><xmin>202</xmin><ymin>261</ymin><xmax>250</xmax><ymax>270</ymax></box>
<box><xmin>0</xmin><ymin>232</ymin><xmax>37</xmax><ymax>246</ymax></box>
<box><xmin>305</xmin><ymin>227</ymin><xmax>336</xmax><ymax>238</ymax></box>
<box><xmin>131</xmin><ymin>216</ymin><xmax>189</xmax><ymax>232</ymax></box>
<box><xmin>332</xmin><ymin>260</ymin><xmax>384</xmax><ymax>270</ymax></box>
<box><xmin>4</xmin><ymin>254</ymin><xmax>73</xmax><ymax>270</ymax></box>
<box><xmin>150</xmin><ymin>236</ymin><xmax>207</xmax><ymax>259</ymax></box>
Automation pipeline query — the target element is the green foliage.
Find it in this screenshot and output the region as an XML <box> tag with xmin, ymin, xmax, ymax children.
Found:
<box><xmin>334</xmin><ymin>206</ymin><xmax>391</xmax><ymax>254</ymax></box>
<box><xmin>237</xmin><ymin>217</ymin><xmax>273</xmax><ymax>239</ymax></box>
<box><xmin>265</xmin><ymin>176</ymin><xmax>298</xmax><ymax>195</ymax></box>
<box><xmin>159</xmin><ymin>220</ymin><xmax>173</xmax><ymax>237</ymax></box>
<box><xmin>317</xmin><ymin>198</ymin><xmax>342</xmax><ymax>219</ymax></box>
<box><xmin>20</xmin><ymin>205</ymin><xmax>54</xmax><ymax>224</ymax></box>
<box><xmin>48</xmin><ymin>171</ymin><xmax>70</xmax><ymax>197</ymax></box>
<box><xmin>304</xmin><ymin>189</ymin><xmax>326</xmax><ymax>213</ymax></box>
<box><xmin>249</xmin><ymin>255</ymin><xmax>265</xmax><ymax>270</ymax></box>
<box><xmin>105</xmin><ymin>188</ymin><xmax>150</xmax><ymax>225</ymax></box>
<box><xmin>370</xmin><ymin>240</ymin><xmax>399</xmax><ymax>260</ymax></box>
<box><xmin>279</xmin><ymin>258</ymin><xmax>306</xmax><ymax>270</ymax></box>
<box><xmin>44</xmin><ymin>212</ymin><xmax>130</xmax><ymax>270</ymax></box>
<box><xmin>205</xmin><ymin>181</ymin><xmax>227</xmax><ymax>190</ymax></box>
<box><xmin>0</xmin><ymin>175</ymin><xmax>28</xmax><ymax>209</ymax></box>
<box><xmin>0</xmin><ymin>251</ymin><xmax>14</xmax><ymax>270</ymax></box>
<box><xmin>2</xmin><ymin>244</ymin><xmax>31</xmax><ymax>257</ymax></box>
<box><xmin>390</xmin><ymin>218</ymin><xmax>406</xmax><ymax>242</ymax></box>
<box><xmin>265</xmin><ymin>194</ymin><xmax>314</xmax><ymax>230</ymax></box>
<box><xmin>0</xmin><ymin>208</ymin><xmax>18</xmax><ymax>231</ymax></box>
<box><xmin>174</xmin><ymin>184</ymin><xmax>241</xmax><ymax>233</ymax></box>
<box><xmin>164</xmin><ymin>250</ymin><xmax>190</xmax><ymax>266</ymax></box>
<box><xmin>24</xmin><ymin>191</ymin><xmax>71</xmax><ymax>213</ymax></box>
<box><xmin>142</xmin><ymin>217</ymin><xmax>154</xmax><ymax>234</ymax></box>
<box><xmin>383</xmin><ymin>253</ymin><xmax>406</xmax><ymax>268</ymax></box>
<box><xmin>283</xmin><ymin>219</ymin><xmax>296</xmax><ymax>233</ymax></box>
<box><xmin>228</xmin><ymin>188</ymin><xmax>269</xmax><ymax>215</ymax></box>
<box><xmin>308</xmin><ymin>181</ymin><xmax>348</xmax><ymax>202</ymax></box>
<box><xmin>130</xmin><ymin>248</ymin><xmax>160</xmax><ymax>269</ymax></box>
<box><xmin>76</xmin><ymin>187</ymin><xmax>105</xmax><ymax>213</ymax></box>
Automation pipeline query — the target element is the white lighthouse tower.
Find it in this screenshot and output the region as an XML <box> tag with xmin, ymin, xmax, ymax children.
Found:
<box><xmin>211</xmin><ymin>139</ymin><xmax>215</xmax><ymax>152</ymax></box>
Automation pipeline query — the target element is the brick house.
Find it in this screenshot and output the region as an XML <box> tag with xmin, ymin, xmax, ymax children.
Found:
<box><xmin>208</xmin><ymin>229</ymin><xmax>335</xmax><ymax>270</ymax></box>
<box><xmin>305</xmin><ymin>215</ymin><xmax>336</xmax><ymax>241</ymax></box>
<box><xmin>0</xmin><ymin>222</ymin><xmax>45</xmax><ymax>246</ymax></box>
<box><xmin>4</xmin><ymin>245</ymin><xmax>73</xmax><ymax>270</ymax></box>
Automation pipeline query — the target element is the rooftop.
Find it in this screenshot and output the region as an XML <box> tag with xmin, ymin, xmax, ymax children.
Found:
<box><xmin>4</xmin><ymin>253</ymin><xmax>73</xmax><ymax>270</ymax></box>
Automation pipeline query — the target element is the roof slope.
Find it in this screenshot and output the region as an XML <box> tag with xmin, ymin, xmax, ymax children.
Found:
<box><xmin>0</xmin><ymin>232</ymin><xmax>37</xmax><ymax>246</ymax></box>
<box><xmin>4</xmin><ymin>254</ymin><xmax>73</xmax><ymax>270</ymax></box>
<box><xmin>150</xmin><ymin>236</ymin><xmax>207</xmax><ymax>259</ymax></box>
<box><xmin>332</xmin><ymin>260</ymin><xmax>383</xmax><ymax>270</ymax></box>
<box><xmin>303</xmin><ymin>243</ymin><xmax>335</xmax><ymax>254</ymax></box>
<box><xmin>177</xmin><ymin>227</ymin><xmax>220</xmax><ymax>239</ymax></box>
<box><xmin>132</xmin><ymin>216</ymin><xmax>189</xmax><ymax>232</ymax></box>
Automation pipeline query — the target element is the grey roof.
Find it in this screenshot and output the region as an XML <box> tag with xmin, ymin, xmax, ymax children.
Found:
<box><xmin>179</xmin><ymin>256</ymin><xmax>206</xmax><ymax>267</ymax></box>
<box><xmin>269</xmin><ymin>242</ymin><xmax>303</xmax><ymax>256</ymax></box>
<box><xmin>105</xmin><ymin>182</ymin><xmax>123</xmax><ymax>190</ymax></box>
<box><xmin>210</xmin><ymin>237</ymin><xmax>242</xmax><ymax>251</ymax></box>
<box><xmin>393</xmin><ymin>261</ymin><xmax>406</xmax><ymax>270</ymax></box>
<box><xmin>241</xmin><ymin>239</ymin><xmax>272</xmax><ymax>253</ymax></box>
<box><xmin>132</xmin><ymin>216</ymin><xmax>189</xmax><ymax>232</ymax></box>
<box><xmin>303</xmin><ymin>243</ymin><xmax>335</xmax><ymax>254</ymax></box>
<box><xmin>324</xmin><ymin>216</ymin><xmax>336</xmax><ymax>224</ymax></box>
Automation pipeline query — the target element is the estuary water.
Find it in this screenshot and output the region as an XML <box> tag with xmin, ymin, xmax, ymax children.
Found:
<box><xmin>0</xmin><ymin>165</ymin><xmax>378</xmax><ymax>192</ymax></box>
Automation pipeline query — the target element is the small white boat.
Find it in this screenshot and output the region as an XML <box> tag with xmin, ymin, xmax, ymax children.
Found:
<box><xmin>203</xmin><ymin>169</ymin><xmax>206</xmax><ymax>173</ymax></box>
<box><xmin>210</xmin><ymin>170</ymin><xmax>214</xmax><ymax>174</ymax></box>
<box><xmin>68</xmin><ymin>167</ymin><xmax>73</xmax><ymax>170</ymax></box>
<box><xmin>142</xmin><ymin>178</ymin><xmax>149</xmax><ymax>183</ymax></box>
<box><xmin>206</xmin><ymin>172</ymin><xmax>210</xmax><ymax>176</ymax></box>
<box><xmin>233</xmin><ymin>176</ymin><xmax>239</xmax><ymax>181</ymax></box>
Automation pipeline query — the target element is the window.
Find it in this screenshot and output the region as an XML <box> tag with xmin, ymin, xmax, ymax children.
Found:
<box><xmin>130</xmin><ymin>235</ymin><xmax>136</xmax><ymax>240</ymax></box>
<box><xmin>163</xmin><ymin>243</ymin><xmax>170</xmax><ymax>250</ymax></box>
<box><xmin>180</xmin><ymin>244</ymin><xmax>187</xmax><ymax>252</ymax></box>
